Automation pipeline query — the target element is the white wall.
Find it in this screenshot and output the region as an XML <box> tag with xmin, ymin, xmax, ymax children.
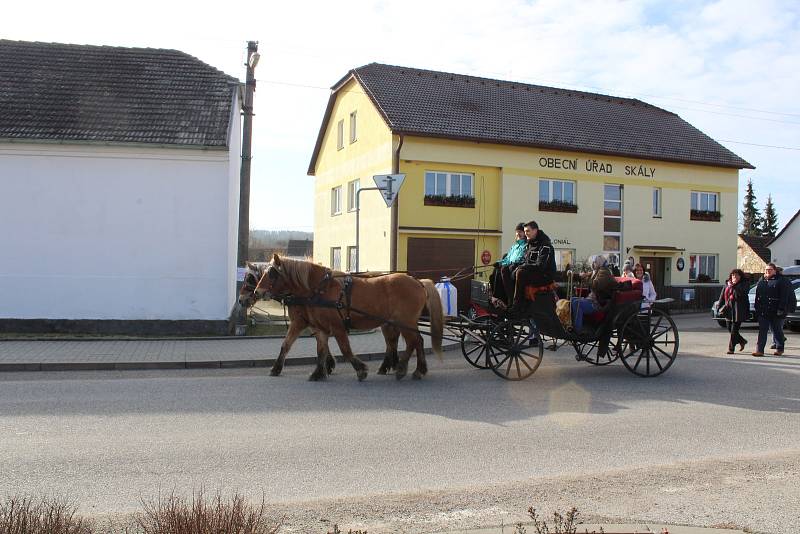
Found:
<box><xmin>0</xmin><ymin>141</ymin><xmax>240</xmax><ymax>321</ymax></box>
<box><xmin>770</xmin><ymin>218</ymin><xmax>800</xmax><ymax>268</ymax></box>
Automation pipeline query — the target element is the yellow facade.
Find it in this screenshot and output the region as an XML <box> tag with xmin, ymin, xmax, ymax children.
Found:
<box><xmin>312</xmin><ymin>80</ymin><xmax>740</xmax><ymax>286</ymax></box>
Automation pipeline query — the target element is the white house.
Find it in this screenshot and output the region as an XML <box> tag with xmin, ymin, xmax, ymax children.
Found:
<box><xmin>768</xmin><ymin>209</ymin><xmax>800</xmax><ymax>268</ymax></box>
<box><xmin>0</xmin><ymin>40</ymin><xmax>242</xmax><ymax>334</ymax></box>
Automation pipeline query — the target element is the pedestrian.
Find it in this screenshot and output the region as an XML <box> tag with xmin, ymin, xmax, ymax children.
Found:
<box><xmin>716</xmin><ymin>268</ymin><xmax>749</xmax><ymax>354</ymax></box>
<box><xmin>752</xmin><ymin>263</ymin><xmax>790</xmax><ymax>357</ymax></box>
<box><xmin>489</xmin><ymin>222</ymin><xmax>527</xmax><ymax>307</ymax></box>
<box><xmin>622</xmin><ymin>260</ymin><xmax>635</xmax><ymax>278</ymax></box>
<box><xmin>633</xmin><ymin>263</ymin><xmax>657</xmax><ymax>308</ymax></box>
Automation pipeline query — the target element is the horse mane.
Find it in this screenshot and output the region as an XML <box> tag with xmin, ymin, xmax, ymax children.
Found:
<box><xmin>276</xmin><ymin>256</ymin><xmax>327</xmax><ymax>292</ymax></box>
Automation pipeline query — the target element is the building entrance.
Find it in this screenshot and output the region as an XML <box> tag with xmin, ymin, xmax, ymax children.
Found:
<box><xmin>639</xmin><ymin>256</ymin><xmax>667</xmax><ymax>287</ymax></box>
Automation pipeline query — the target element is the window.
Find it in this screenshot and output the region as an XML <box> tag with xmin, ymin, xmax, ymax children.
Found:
<box><xmin>603</xmin><ymin>184</ymin><xmax>622</xmax><ymax>267</ymax></box>
<box><xmin>347</xmin><ymin>179</ymin><xmax>360</xmax><ymax>211</ymax></box>
<box><xmin>691</xmin><ymin>191</ymin><xmax>718</xmax><ymax>212</ymax></box>
<box><xmin>424</xmin><ymin>171</ymin><xmax>473</xmax><ymax>197</ymax></box>
<box><xmin>554</xmin><ymin>249</ymin><xmax>575</xmax><ymax>271</ymax></box>
<box><xmin>689</xmin><ymin>254</ymin><xmax>717</xmax><ymax>282</ymax></box>
<box><xmin>539</xmin><ymin>179</ymin><xmax>576</xmax><ymax>204</ymax></box>
<box><xmin>336</xmin><ymin>120</ymin><xmax>344</xmax><ymax>150</ymax></box>
<box><xmin>349</xmin><ymin>111</ymin><xmax>357</xmax><ymax>143</ymax></box>
<box><xmin>331</xmin><ymin>186</ymin><xmax>342</xmax><ymax>215</ymax></box>
<box><xmin>331</xmin><ymin>247</ymin><xmax>342</xmax><ymax>271</ymax></box>
<box><xmin>653</xmin><ymin>187</ymin><xmax>662</xmax><ymax>217</ymax></box>
<box><xmin>347</xmin><ymin>246</ymin><xmax>358</xmax><ymax>271</ymax></box>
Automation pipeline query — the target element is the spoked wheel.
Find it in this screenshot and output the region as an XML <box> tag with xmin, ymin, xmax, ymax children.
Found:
<box><xmin>620</xmin><ymin>308</ymin><xmax>679</xmax><ymax>377</ymax></box>
<box><xmin>572</xmin><ymin>334</ymin><xmax>620</xmax><ymax>365</ymax></box>
<box><xmin>488</xmin><ymin>319</ymin><xmax>543</xmax><ymax>380</ymax></box>
<box><xmin>460</xmin><ymin>317</ymin><xmax>499</xmax><ymax>369</ymax></box>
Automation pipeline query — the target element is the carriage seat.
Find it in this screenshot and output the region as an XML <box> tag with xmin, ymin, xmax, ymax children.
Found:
<box><xmin>584</xmin><ymin>278</ymin><xmax>643</xmax><ymax>324</ymax></box>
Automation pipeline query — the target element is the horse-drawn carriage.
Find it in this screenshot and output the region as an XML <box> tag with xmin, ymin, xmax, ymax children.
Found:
<box><xmin>240</xmin><ymin>256</ymin><xmax>679</xmax><ymax>382</ymax></box>
<box><xmin>454</xmin><ymin>277</ymin><xmax>679</xmax><ymax>380</ymax></box>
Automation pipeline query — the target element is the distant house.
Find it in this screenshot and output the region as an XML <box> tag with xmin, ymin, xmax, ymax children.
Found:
<box><xmin>767</xmin><ymin>209</ymin><xmax>800</xmax><ymax>268</ymax></box>
<box><xmin>737</xmin><ymin>234</ymin><xmax>771</xmax><ymax>273</ymax></box>
<box><xmin>0</xmin><ymin>40</ymin><xmax>242</xmax><ymax>334</ymax></box>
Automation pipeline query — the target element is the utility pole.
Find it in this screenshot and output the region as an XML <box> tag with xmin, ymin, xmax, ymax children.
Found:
<box><xmin>238</xmin><ymin>40</ymin><xmax>259</xmax><ymax>266</ymax></box>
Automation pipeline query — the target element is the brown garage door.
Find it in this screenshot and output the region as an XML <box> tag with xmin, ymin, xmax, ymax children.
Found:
<box><xmin>407</xmin><ymin>237</ymin><xmax>475</xmax><ymax>313</ymax></box>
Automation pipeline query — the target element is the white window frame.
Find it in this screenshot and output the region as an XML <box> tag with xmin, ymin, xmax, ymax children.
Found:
<box><xmin>347</xmin><ymin>179</ymin><xmax>360</xmax><ymax>212</ymax></box>
<box><xmin>331</xmin><ymin>247</ymin><xmax>342</xmax><ymax>271</ymax></box>
<box><xmin>689</xmin><ymin>253</ymin><xmax>718</xmax><ymax>282</ymax></box>
<box><xmin>691</xmin><ymin>191</ymin><xmax>718</xmax><ymax>212</ymax></box>
<box><xmin>539</xmin><ymin>178</ymin><xmax>576</xmax><ymax>204</ymax></box>
<box><xmin>336</xmin><ymin>119</ymin><xmax>344</xmax><ymax>150</ymax></box>
<box><xmin>554</xmin><ymin>249</ymin><xmax>575</xmax><ymax>271</ymax></box>
<box><xmin>347</xmin><ymin>246</ymin><xmax>358</xmax><ymax>271</ymax></box>
<box><xmin>424</xmin><ymin>171</ymin><xmax>474</xmax><ymax>197</ymax></box>
<box><xmin>602</xmin><ymin>184</ymin><xmax>622</xmax><ymax>266</ymax></box>
<box><xmin>349</xmin><ymin>111</ymin><xmax>357</xmax><ymax>143</ymax></box>
<box><xmin>331</xmin><ymin>186</ymin><xmax>342</xmax><ymax>216</ymax></box>
<box><xmin>653</xmin><ymin>187</ymin><xmax>662</xmax><ymax>218</ymax></box>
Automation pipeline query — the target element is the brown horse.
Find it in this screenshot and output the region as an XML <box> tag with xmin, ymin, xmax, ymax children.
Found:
<box><xmin>238</xmin><ymin>263</ymin><xmax>401</xmax><ymax>376</ymax></box>
<box><xmin>254</xmin><ymin>255</ymin><xmax>443</xmax><ymax>381</ymax></box>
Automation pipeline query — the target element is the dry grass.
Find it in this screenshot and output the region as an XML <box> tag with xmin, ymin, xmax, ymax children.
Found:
<box><xmin>0</xmin><ymin>495</ymin><xmax>92</xmax><ymax>534</ymax></box>
<box><xmin>124</xmin><ymin>491</ymin><xmax>280</xmax><ymax>534</ymax></box>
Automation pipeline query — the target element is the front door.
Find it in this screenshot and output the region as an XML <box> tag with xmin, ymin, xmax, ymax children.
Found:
<box><xmin>639</xmin><ymin>256</ymin><xmax>666</xmax><ymax>287</ymax></box>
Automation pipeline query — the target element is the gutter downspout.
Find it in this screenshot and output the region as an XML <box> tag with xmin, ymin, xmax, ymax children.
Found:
<box><xmin>391</xmin><ymin>134</ymin><xmax>404</xmax><ymax>272</ymax></box>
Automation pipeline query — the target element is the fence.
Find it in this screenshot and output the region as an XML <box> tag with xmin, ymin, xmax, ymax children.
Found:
<box><xmin>654</xmin><ymin>284</ymin><xmax>723</xmax><ymax>313</ymax></box>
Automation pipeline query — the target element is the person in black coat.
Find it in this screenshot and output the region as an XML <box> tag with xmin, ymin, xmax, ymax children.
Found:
<box><xmin>509</xmin><ymin>220</ymin><xmax>556</xmax><ymax>311</ymax></box>
<box><xmin>753</xmin><ymin>263</ymin><xmax>790</xmax><ymax>356</ymax></box>
<box><xmin>716</xmin><ymin>268</ymin><xmax>749</xmax><ymax>354</ymax></box>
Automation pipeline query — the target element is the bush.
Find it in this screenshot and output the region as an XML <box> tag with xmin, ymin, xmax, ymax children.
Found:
<box><xmin>128</xmin><ymin>490</ymin><xmax>280</xmax><ymax>534</ymax></box>
<box><xmin>0</xmin><ymin>495</ymin><xmax>92</xmax><ymax>534</ymax></box>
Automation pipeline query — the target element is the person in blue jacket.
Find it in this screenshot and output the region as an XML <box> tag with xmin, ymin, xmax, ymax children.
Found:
<box><xmin>490</xmin><ymin>222</ymin><xmax>527</xmax><ymax>305</ymax></box>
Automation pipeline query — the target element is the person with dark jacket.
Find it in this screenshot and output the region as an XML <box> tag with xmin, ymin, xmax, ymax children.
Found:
<box><xmin>753</xmin><ymin>263</ymin><xmax>790</xmax><ymax>356</ymax></box>
<box><xmin>509</xmin><ymin>220</ymin><xmax>556</xmax><ymax>311</ymax></box>
<box><xmin>717</xmin><ymin>268</ymin><xmax>749</xmax><ymax>354</ymax></box>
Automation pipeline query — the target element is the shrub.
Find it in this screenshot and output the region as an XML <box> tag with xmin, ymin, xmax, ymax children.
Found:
<box><xmin>0</xmin><ymin>495</ymin><xmax>92</xmax><ymax>534</ymax></box>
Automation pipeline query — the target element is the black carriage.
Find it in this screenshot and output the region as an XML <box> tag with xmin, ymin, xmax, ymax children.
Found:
<box><xmin>457</xmin><ymin>280</ymin><xmax>679</xmax><ymax>380</ymax></box>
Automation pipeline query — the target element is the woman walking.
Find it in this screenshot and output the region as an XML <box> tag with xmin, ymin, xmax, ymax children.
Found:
<box><xmin>717</xmin><ymin>268</ymin><xmax>749</xmax><ymax>354</ymax></box>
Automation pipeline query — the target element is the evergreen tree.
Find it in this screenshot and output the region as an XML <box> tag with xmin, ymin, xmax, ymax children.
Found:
<box><xmin>741</xmin><ymin>179</ymin><xmax>762</xmax><ymax>236</ymax></box>
<box><xmin>761</xmin><ymin>194</ymin><xmax>779</xmax><ymax>238</ymax></box>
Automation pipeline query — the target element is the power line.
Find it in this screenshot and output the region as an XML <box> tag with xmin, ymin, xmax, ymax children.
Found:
<box><xmin>718</xmin><ymin>139</ymin><xmax>800</xmax><ymax>151</ymax></box>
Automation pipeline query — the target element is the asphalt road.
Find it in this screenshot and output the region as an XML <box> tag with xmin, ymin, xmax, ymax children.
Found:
<box><xmin>1</xmin><ymin>314</ymin><xmax>798</xmax><ymax>533</ymax></box>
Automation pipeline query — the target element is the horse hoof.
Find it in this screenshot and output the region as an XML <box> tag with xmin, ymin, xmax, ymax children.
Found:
<box><xmin>357</xmin><ymin>370</ymin><xmax>368</xmax><ymax>381</ymax></box>
<box><xmin>377</xmin><ymin>368</ymin><xmax>387</xmax><ymax>375</ymax></box>
<box><xmin>269</xmin><ymin>368</ymin><xmax>282</xmax><ymax>376</ymax></box>
<box><xmin>412</xmin><ymin>371</ymin><xmax>423</xmax><ymax>380</ymax></box>
<box><xmin>395</xmin><ymin>371</ymin><xmax>406</xmax><ymax>381</ymax></box>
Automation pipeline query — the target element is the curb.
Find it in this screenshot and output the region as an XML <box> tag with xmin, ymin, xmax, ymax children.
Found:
<box><xmin>0</xmin><ymin>343</ymin><xmax>460</xmax><ymax>373</ymax></box>
<box><xmin>432</xmin><ymin>523</ymin><xmax>746</xmax><ymax>534</ymax></box>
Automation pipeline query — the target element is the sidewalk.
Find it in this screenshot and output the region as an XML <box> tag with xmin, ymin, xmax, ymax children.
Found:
<box><xmin>0</xmin><ymin>330</ymin><xmax>459</xmax><ymax>372</ymax></box>
<box><xmin>433</xmin><ymin>524</ymin><xmax>746</xmax><ymax>533</ymax></box>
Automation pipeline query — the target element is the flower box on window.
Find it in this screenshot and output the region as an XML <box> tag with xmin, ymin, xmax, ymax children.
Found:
<box><xmin>539</xmin><ymin>200</ymin><xmax>578</xmax><ymax>213</ymax></box>
<box><xmin>424</xmin><ymin>194</ymin><xmax>475</xmax><ymax>208</ymax></box>
<box><xmin>690</xmin><ymin>209</ymin><xmax>721</xmax><ymax>222</ymax></box>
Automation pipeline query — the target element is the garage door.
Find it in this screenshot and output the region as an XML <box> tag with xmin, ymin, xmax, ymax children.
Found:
<box><xmin>407</xmin><ymin>237</ymin><xmax>475</xmax><ymax>313</ymax></box>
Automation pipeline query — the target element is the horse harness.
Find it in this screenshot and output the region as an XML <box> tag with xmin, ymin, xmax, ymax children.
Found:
<box><xmin>275</xmin><ymin>269</ymin><xmax>357</xmax><ymax>332</ymax></box>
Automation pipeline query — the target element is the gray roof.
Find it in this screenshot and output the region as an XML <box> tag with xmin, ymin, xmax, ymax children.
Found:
<box><xmin>739</xmin><ymin>234</ymin><xmax>772</xmax><ymax>263</ymax></box>
<box><xmin>309</xmin><ymin>63</ymin><xmax>753</xmax><ymax>173</ymax></box>
<box><xmin>0</xmin><ymin>40</ymin><xmax>240</xmax><ymax>147</ymax></box>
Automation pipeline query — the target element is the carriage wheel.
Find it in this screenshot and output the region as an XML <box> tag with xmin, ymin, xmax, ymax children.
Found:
<box><xmin>572</xmin><ymin>335</ymin><xmax>620</xmax><ymax>366</ymax></box>
<box><xmin>488</xmin><ymin>319</ymin><xmax>543</xmax><ymax>380</ymax></box>
<box><xmin>619</xmin><ymin>308</ymin><xmax>679</xmax><ymax>377</ymax></box>
<box><xmin>460</xmin><ymin>317</ymin><xmax>499</xmax><ymax>369</ymax></box>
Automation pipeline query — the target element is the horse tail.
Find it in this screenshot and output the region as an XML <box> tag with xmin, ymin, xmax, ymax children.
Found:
<box><xmin>421</xmin><ymin>279</ymin><xmax>444</xmax><ymax>360</ymax></box>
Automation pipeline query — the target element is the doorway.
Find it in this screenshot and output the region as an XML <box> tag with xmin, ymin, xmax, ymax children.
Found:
<box><xmin>639</xmin><ymin>256</ymin><xmax>667</xmax><ymax>287</ymax></box>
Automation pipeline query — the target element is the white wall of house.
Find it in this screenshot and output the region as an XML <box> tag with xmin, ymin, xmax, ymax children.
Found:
<box><xmin>0</xmin><ymin>140</ymin><xmax>240</xmax><ymax>321</ymax></box>
<box><xmin>770</xmin><ymin>218</ymin><xmax>800</xmax><ymax>268</ymax></box>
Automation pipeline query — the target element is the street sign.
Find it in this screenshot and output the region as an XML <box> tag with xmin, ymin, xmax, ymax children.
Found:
<box><xmin>372</xmin><ymin>174</ymin><xmax>405</xmax><ymax>207</ymax></box>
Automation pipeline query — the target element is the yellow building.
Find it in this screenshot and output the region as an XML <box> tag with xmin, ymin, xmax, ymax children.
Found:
<box><xmin>308</xmin><ymin>64</ymin><xmax>753</xmax><ymax>308</ymax></box>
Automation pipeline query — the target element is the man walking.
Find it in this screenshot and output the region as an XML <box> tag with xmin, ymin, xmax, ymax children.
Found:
<box><xmin>753</xmin><ymin>263</ymin><xmax>790</xmax><ymax>357</ymax></box>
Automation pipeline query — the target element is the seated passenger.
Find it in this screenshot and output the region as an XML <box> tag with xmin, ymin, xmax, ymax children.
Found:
<box><xmin>489</xmin><ymin>222</ymin><xmax>527</xmax><ymax>306</ymax></box>
<box><xmin>510</xmin><ymin>220</ymin><xmax>556</xmax><ymax>313</ymax></box>
<box><xmin>570</xmin><ymin>254</ymin><xmax>618</xmax><ymax>332</ymax></box>
<box><xmin>634</xmin><ymin>263</ymin><xmax>657</xmax><ymax>309</ymax></box>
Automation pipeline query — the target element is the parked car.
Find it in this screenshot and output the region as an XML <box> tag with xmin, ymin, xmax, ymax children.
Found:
<box><xmin>785</xmin><ymin>285</ymin><xmax>800</xmax><ymax>332</ymax></box>
<box><xmin>711</xmin><ymin>278</ymin><xmax>800</xmax><ymax>328</ymax></box>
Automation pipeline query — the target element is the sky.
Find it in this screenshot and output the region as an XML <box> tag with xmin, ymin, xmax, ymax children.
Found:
<box><xmin>4</xmin><ymin>0</ymin><xmax>799</xmax><ymax>231</ymax></box>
